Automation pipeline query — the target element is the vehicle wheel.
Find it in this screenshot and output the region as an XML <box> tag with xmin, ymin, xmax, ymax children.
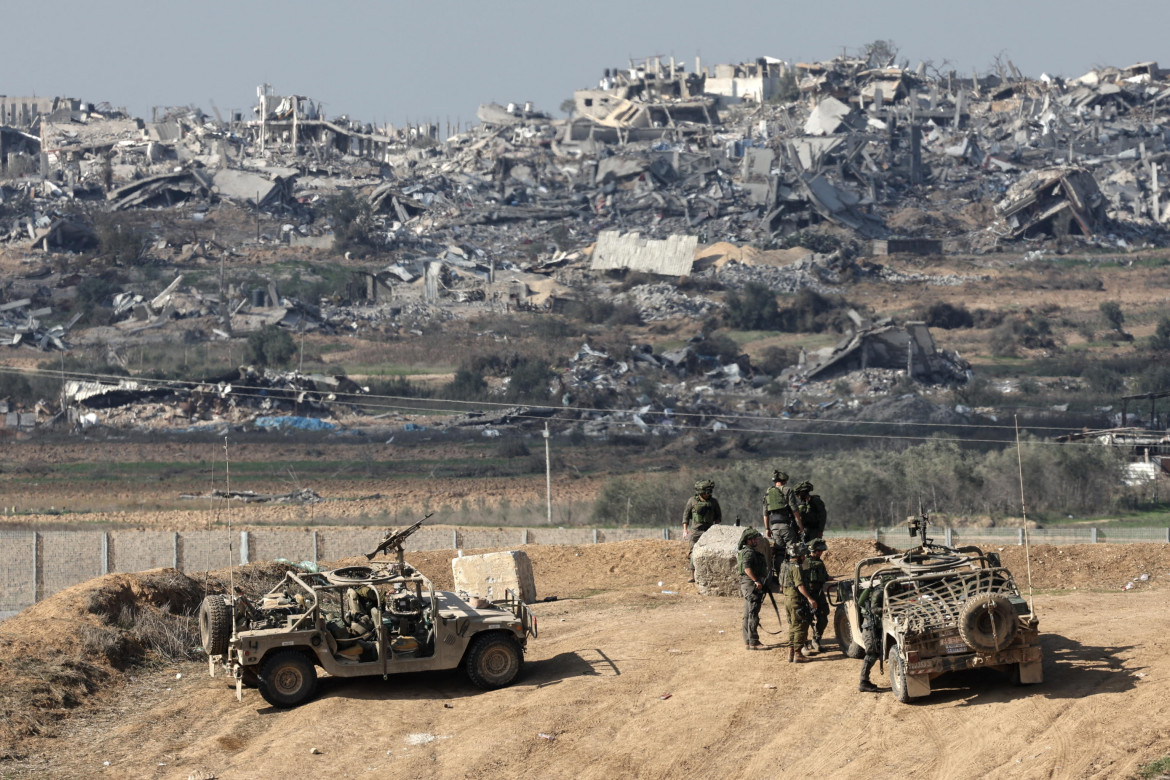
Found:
<box><xmin>888</xmin><ymin>644</ymin><xmax>909</xmax><ymax>704</ymax></box>
<box><xmin>834</xmin><ymin>606</ymin><xmax>865</xmax><ymax>659</ymax></box>
<box><xmin>958</xmin><ymin>594</ymin><xmax>1018</xmax><ymax>653</ymax></box>
<box><xmin>258</xmin><ymin>650</ymin><xmax>318</xmax><ymax>708</ymax></box>
<box><xmin>199</xmin><ymin>595</ymin><xmax>231</xmax><ymax>657</ymax></box>
<box><xmin>464</xmin><ymin>633</ymin><xmax>523</xmax><ymax>690</ymax></box>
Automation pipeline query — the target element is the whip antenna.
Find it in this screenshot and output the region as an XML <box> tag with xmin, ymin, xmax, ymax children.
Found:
<box><xmin>1014</xmin><ymin>416</ymin><xmax>1035</xmax><ymax>611</ymax></box>
<box><xmin>224</xmin><ymin>436</ymin><xmax>235</xmax><ymax>602</ymax></box>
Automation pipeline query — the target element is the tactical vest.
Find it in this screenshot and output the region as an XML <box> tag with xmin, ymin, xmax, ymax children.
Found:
<box><xmin>689</xmin><ymin>496</ymin><xmax>715</xmax><ymax>525</ymax></box>
<box><xmin>765</xmin><ymin>486</ymin><xmax>787</xmax><ymax>513</ymax></box>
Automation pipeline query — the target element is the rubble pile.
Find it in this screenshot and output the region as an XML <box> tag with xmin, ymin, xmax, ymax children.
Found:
<box><xmin>5</xmin><ymin>51</ymin><xmax>1170</xmax><ymax>435</ymax></box>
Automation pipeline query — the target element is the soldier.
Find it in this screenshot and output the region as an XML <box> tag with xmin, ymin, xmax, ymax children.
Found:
<box><xmin>802</xmin><ymin>538</ymin><xmax>833</xmax><ymax>654</ymax></box>
<box><xmin>858</xmin><ymin>574</ymin><xmax>886</xmax><ymax>692</ymax></box>
<box><xmin>682</xmin><ymin>479</ymin><xmax>722</xmax><ymax>583</ymax></box>
<box><xmin>762</xmin><ymin>469</ymin><xmax>805</xmax><ymax>551</ymax></box>
<box><xmin>783</xmin><ymin>542</ymin><xmax>818</xmax><ymax>663</ymax></box>
<box><xmin>736</xmin><ymin>528</ymin><xmax>769</xmax><ymax>650</ymax></box>
<box><xmin>794</xmin><ymin>481</ymin><xmax>827</xmax><ymax>542</ymax></box>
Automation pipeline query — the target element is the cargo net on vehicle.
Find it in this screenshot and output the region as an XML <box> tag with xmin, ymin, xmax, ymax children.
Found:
<box><xmin>884</xmin><ymin>569</ymin><xmax>1018</xmax><ymax>634</ymax></box>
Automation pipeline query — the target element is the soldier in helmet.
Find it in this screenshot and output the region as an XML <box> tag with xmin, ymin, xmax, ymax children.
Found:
<box><xmin>782</xmin><ymin>541</ymin><xmax>818</xmax><ymax>663</ymax></box>
<box><xmin>682</xmin><ymin>478</ymin><xmax>722</xmax><ymax>583</ymax></box>
<box><xmin>794</xmin><ymin>481</ymin><xmax>827</xmax><ymax>542</ymax></box>
<box><xmin>858</xmin><ymin>573</ymin><xmax>887</xmax><ymax>693</ymax></box>
<box><xmin>736</xmin><ymin>528</ymin><xmax>769</xmax><ymax>650</ymax></box>
<box><xmin>762</xmin><ymin>469</ymin><xmax>805</xmax><ymax>553</ymax></box>
<box><xmin>802</xmin><ymin>538</ymin><xmax>833</xmax><ymax>654</ymax></box>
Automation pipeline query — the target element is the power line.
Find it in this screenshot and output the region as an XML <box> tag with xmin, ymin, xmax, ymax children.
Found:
<box><xmin>0</xmin><ymin>361</ymin><xmax>1146</xmax><ymax>449</ymax></box>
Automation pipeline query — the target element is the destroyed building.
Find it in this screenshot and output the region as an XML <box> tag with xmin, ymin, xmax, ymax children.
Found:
<box><xmin>4</xmin><ymin>50</ymin><xmax>1170</xmax><ymax>437</ymax></box>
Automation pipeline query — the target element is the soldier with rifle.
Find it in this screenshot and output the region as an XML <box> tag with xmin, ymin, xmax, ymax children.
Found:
<box><xmin>736</xmin><ymin>528</ymin><xmax>770</xmax><ymax>650</ymax></box>
<box><xmin>762</xmin><ymin>469</ymin><xmax>805</xmax><ymax>550</ymax></box>
<box><xmin>783</xmin><ymin>542</ymin><xmax>818</xmax><ymax>663</ymax></box>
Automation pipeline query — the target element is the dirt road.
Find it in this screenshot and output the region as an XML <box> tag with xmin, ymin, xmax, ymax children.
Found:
<box><xmin>3</xmin><ymin>540</ymin><xmax>1168</xmax><ymax>779</ymax></box>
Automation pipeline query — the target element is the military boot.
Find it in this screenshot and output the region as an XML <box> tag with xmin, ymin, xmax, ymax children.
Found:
<box><xmin>858</xmin><ymin>658</ymin><xmax>879</xmax><ymax>692</ymax></box>
<box><xmin>809</xmin><ymin>631</ymin><xmax>822</xmax><ymax>653</ymax></box>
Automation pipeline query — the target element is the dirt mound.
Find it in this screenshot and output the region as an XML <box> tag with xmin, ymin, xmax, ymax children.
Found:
<box><xmin>2</xmin><ymin>538</ymin><xmax>1168</xmax><ymax>774</ymax></box>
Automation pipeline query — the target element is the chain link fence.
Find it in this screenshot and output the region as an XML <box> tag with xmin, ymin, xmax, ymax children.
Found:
<box><xmin>3</xmin><ymin>524</ymin><xmax>1168</xmax><ymax>615</ymax></box>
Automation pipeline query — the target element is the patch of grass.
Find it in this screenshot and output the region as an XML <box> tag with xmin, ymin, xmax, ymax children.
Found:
<box><xmin>1135</xmin><ymin>755</ymin><xmax>1170</xmax><ymax>779</ymax></box>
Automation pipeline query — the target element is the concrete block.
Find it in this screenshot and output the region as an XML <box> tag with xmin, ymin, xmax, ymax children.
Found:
<box><xmin>691</xmin><ymin>525</ymin><xmax>746</xmax><ymax>597</ymax></box>
<box><xmin>451</xmin><ymin>550</ymin><xmax>536</xmax><ymax>604</ymax></box>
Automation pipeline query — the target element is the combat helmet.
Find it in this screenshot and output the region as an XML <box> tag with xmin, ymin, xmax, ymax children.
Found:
<box><xmin>810</xmin><ymin>538</ymin><xmax>828</xmax><ymax>552</ymax></box>
<box><xmin>694</xmin><ymin>479</ymin><xmax>715</xmax><ymax>494</ymax></box>
<box><xmin>738</xmin><ymin>527</ymin><xmax>762</xmax><ymax>548</ymax></box>
<box><xmin>771</xmin><ymin>469</ymin><xmax>788</xmax><ymax>483</ymax></box>
<box><xmin>794</xmin><ymin>481</ymin><xmax>813</xmax><ymax>494</ymax></box>
<box><xmin>787</xmin><ymin>541</ymin><xmax>809</xmax><ymax>558</ymax></box>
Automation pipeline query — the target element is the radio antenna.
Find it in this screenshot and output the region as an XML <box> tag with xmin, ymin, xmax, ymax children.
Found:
<box><xmin>1014</xmin><ymin>416</ymin><xmax>1035</xmax><ymax>612</ymax></box>
<box><xmin>224</xmin><ymin>435</ymin><xmax>235</xmax><ymax>603</ymax></box>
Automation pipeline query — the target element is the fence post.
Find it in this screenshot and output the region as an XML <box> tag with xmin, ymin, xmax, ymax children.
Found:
<box><xmin>240</xmin><ymin>531</ymin><xmax>250</xmax><ymax>565</ymax></box>
<box><xmin>521</xmin><ymin>529</ymin><xmax>529</xmax><ymax>545</ymax></box>
<box><xmin>1090</xmin><ymin>527</ymin><xmax>1098</xmax><ymax>544</ymax></box>
<box><xmin>101</xmin><ymin>532</ymin><xmax>110</xmax><ymax>575</ymax></box>
<box><xmin>663</xmin><ymin>527</ymin><xmax>670</xmax><ymax>540</ymax></box>
<box><xmin>173</xmin><ymin>532</ymin><xmax>179</xmax><ymax>569</ymax></box>
<box><xmin>593</xmin><ymin>529</ymin><xmax>599</xmax><ymax>544</ymax></box>
<box><xmin>32</xmin><ymin>531</ymin><xmax>39</xmax><ymax>604</ymax></box>
<box><xmin>1165</xmin><ymin>527</ymin><xmax>1169</xmax><ymax>544</ymax></box>
<box><xmin>944</xmin><ymin>527</ymin><xmax>953</xmax><ymax>547</ymax></box>
<box><xmin>312</xmin><ymin>530</ymin><xmax>319</xmax><ymax>564</ymax></box>
<box><xmin>452</xmin><ymin>530</ymin><xmax>459</xmax><ymax>550</ymax></box>
<box><xmin>1018</xmin><ymin>528</ymin><xmax>1024</xmax><ymax>545</ymax></box>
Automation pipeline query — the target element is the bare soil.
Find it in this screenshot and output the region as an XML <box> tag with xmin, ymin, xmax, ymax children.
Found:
<box><xmin>2</xmin><ymin>538</ymin><xmax>1168</xmax><ymax>779</ymax></box>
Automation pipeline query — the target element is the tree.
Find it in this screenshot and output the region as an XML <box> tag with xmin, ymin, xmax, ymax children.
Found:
<box><xmin>245</xmin><ymin>324</ymin><xmax>296</xmax><ymax>368</ymax></box>
<box><xmin>1099</xmin><ymin>301</ymin><xmax>1124</xmax><ymax>331</ymax></box>
<box><xmin>446</xmin><ymin>368</ymin><xmax>487</xmax><ymax>400</ymax></box>
<box><xmin>505</xmin><ymin>358</ymin><xmax>552</xmax><ymax>402</ymax></box>
<box><xmin>862</xmin><ymin>39</ymin><xmax>899</xmax><ymax>67</ymax></box>
<box><xmin>1150</xmin><ymin>316</ymin><xmax>1170</xmax><ymax>351</ymax></box>
<box><xmin>324</xmin><ymin>191</ymin><xmax>378</xmax><ymax>258</ymax></box>
<box><xmin>724</xmin><ymin>282</ymin><xmax>780</xmax><ymax>330</ymax></box>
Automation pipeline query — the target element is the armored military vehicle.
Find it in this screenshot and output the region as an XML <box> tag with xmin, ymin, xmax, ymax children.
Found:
<box><xmin>200</xmin><ymin>520</ymin><xmax>537</xmax><ymax>707</ymax></box>
<box><xmin>832</xmin><ymin>516</ymin><xmax>1041</xmax><ymax>702</ymax></box>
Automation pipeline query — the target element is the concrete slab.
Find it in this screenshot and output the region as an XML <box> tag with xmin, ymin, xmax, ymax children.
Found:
<box><xmin>451</xmin><ymin>549</ymin><xmax>537</xmax><ymax>604</ymax></box>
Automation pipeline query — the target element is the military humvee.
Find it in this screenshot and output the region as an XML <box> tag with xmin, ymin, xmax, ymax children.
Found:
<box><xmin>200</xmin><ymin>521</ymin><xmax>537</xmax><ymax>708</ymax></box>
<box><xmin>832</xmin><ymin>516</ymin><xmax>1041</xmax><ymax>702</ymax></box>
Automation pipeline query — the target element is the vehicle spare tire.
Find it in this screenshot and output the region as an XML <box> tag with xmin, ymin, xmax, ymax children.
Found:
<box><xmin>199</xmin><ymin>595</ymin><xmax>232</xmax><ymax>657</ymax></box>
<box><xmin>957</xmin><ymin>593</ymin><xmax>1018</xmax><ymax>653</ymax></box>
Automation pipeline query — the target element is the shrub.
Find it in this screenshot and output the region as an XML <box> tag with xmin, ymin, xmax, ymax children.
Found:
<box><xmin>1082</xmin><ymin>364</ymin><xmax>1124</xmax><ymax>394</ymax></box>
<box><xmin>94</xmin><ymin>215</ymin><xmax>148</xmax><ymax>264</ymax></box>
<box><xmin>446</xmin><ymin>368</ymin><xmax>487</xmax><ymax>400</ymax></box>
<box><xmin>1150</xmin><ymin>316</ymin><xmax>1170</xmax><ymax>351</ymax></box>
<box><xmin>724</xmin><ymin>282</ymin><xmax>780</xmax><ymax>330</ymax></box>
<box><xmin>505</xmin><ymin>358</ymin><xmax>553</xmax><ymax>402</ymax></box>
<box><xmin>922</xmin><ymin>302</ymin><xmax>974</xmax><ymax>329</ymax></box>
<box><xmin>245</xmin><ymin>324</ymin><xmax>296</xmax><ymax>368</ymax></box>
<box><xmin>324</xmin><ymin>190</ymin><xmax>378</xmax><ymax>257</ymax></box>
<box><xmin>1099</xmin><ymin>301</ymin><xmax>1124</xmax><ymax>331</ymax></box>
<box><xmin>757</xmin><ymin>345</ymin><xmax>797</xmax><ymax>376</ymax></box>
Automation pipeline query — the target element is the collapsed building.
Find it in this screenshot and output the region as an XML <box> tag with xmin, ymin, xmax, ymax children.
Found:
<box><xmin>4</xmin><ymin>52</ymin><xmax>1170</xmax><ymax>434</ymax></box>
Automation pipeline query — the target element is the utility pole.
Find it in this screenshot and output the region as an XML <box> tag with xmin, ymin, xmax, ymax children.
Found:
<box><xmin>544</xmin><ymin>423</ymin><xmax>552</xmax><ymax>525</ymax></box>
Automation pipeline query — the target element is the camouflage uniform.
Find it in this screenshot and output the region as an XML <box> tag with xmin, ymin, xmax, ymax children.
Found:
<box><xmin>683</xmin><ymin>483</ymin><xmax>722</xmax><ymax>576</ymax></box>
<box><xmin>737</xmin><ymin>530</ymin><xmax>767</xmax><ymax>647</ymax></box>
<box><xmin>763</xmin><ymin>470</ymin><xmax>803</xmax><ymax>550</ymax></box>
<box><xmin>858</xmin><ymin>581</ymin><xmax>885</xmax><ymax>692</ymax></box>
<box><xmin>783</xmin><ymin>549</ymin><xmax>814</xmax><ymax>656</ymax></box>
<box><xmin>800</xmin><ymin>493</ymin><xmax>828</xmax><ymax>541</ymax></box>
<box><xmin>803</xmin><ymin>554</ymin><xmax>831</xmax><ymax>650</ymax></box>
